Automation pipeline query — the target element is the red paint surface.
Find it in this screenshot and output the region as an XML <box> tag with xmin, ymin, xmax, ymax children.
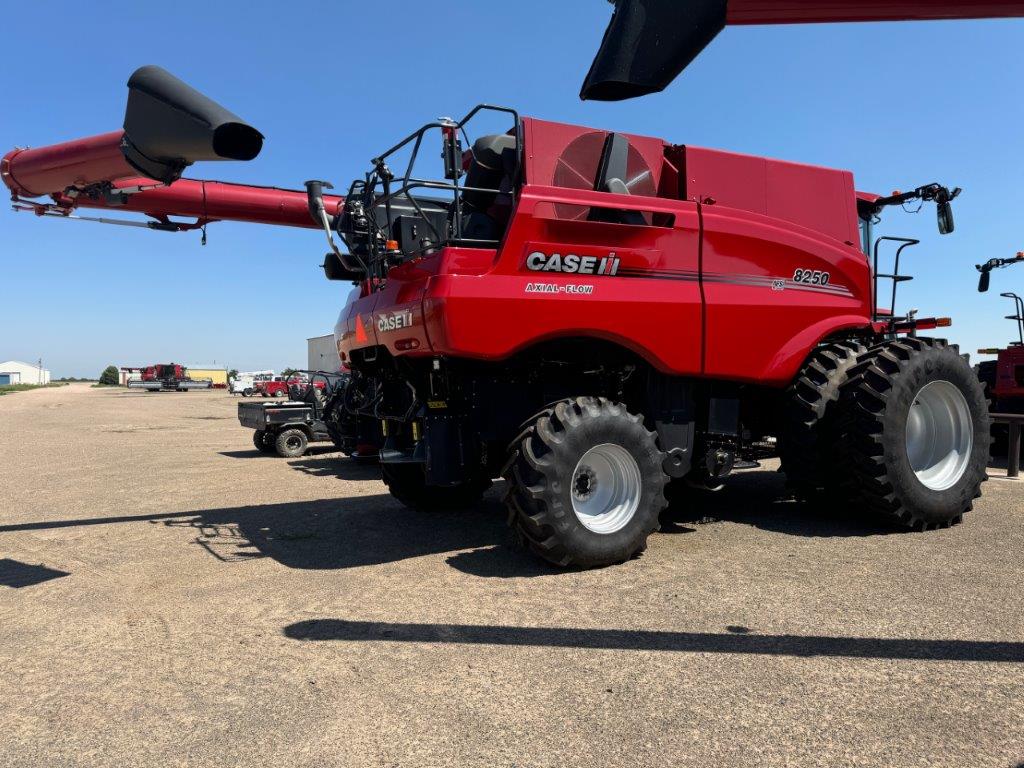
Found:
<box><xmin>340</xmin><ymin>118</ymin><xmax>877</xmax><ymax>387</ymax></box>
<box><xmin>2</xmin><ymin>132</ymin><xmax>133</xmax><ymax>197</ymax></box>
<box><xmin>994</xmin><ymin>346</ymin><xmax>1024</xmax><ymax>400</ymax></box>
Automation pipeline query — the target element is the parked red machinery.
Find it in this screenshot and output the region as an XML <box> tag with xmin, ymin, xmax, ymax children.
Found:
<box><xmin>127</xmin><ymin>363</ymin><xmax>212</xmax><ymax>392</ymax></box>
<box><xmin>582</xmin><ymin>0</ymin><xmax>1024</xmax><ymax>100</ymax></box>
<box><xmin>3</xmin><ymin>67</ymin><xmax>993</xmax><ymax>567</ymax></box>
<box><xmin>975</xmin><ymin>254</ymin><xmax>1024</xmax><ymax>448</ymax></box>
<box><xmin>256</xmin><ymin>375</ymin><xmax>327</xmax><ymax>399</ymax></box>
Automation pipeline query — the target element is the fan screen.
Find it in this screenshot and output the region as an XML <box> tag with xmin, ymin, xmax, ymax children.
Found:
<box><xmin>552</xmin><ymin>131</ymin><xmax>656</xmax><ymax>221</ymax></box>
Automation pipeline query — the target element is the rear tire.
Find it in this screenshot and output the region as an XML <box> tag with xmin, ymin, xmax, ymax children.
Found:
<box><xmin>838</xmin><ymin>338</ymin><xmax>989</xmax><ymax>530</ymax></box>
<box><xmin>275</xmin><ymin>428</ymin><xmax>308</xmax><ymax>458</ymax></box>
<box><xmin>780</xmin><ymin>340</ymin><xmax>866</xmax><ymax>498</ymax></box>
<box><xmin>253</xmin><ymin>430</ymin><xmax>275</xmax><ymax>453</ymax></box>
<box><xmin>382</xmin><ymin>464</ymin><xmax>490</xmax><ymax>511</ymax></box>
<box><xmin>243</xmin><ymin>388</ymin><xmax>253</xmax><ymax>398</ymax></box>
<box><xmin>503</xmin><ymin>397</ymin><xmax>667</xmax><ymax>568</ymax></box>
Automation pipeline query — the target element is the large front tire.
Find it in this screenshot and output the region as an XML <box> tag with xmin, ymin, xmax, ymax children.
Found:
<box><xmin>503</xmin><ymin>397</ymin><xmax>667</xmax><ymax>568</ymax></box>
<box><xmin>839</xmin><ymin>338</ymin><xmax>990</xmax><ymax>529</ymax></box>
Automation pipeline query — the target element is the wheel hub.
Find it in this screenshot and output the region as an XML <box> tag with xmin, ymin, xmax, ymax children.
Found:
<box><xmin>573</xmin><ymin>466</ymin><xmax>596</xmax><ymax>501</ymax></box>
<box><xmin>905</xmin><ymin>379</ymin><xmax>973</xmax><ymax>491</ymax></box>
<box><xmin>570</xmin><ymin>443</ymin><xmax>642</xmax><ymax>534</ymax></box>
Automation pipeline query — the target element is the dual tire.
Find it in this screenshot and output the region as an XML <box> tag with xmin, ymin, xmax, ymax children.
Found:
<box><xmin>784</xmin><ymin>337</ymin><xmax>990</xmax><ymax>530</ymax></box>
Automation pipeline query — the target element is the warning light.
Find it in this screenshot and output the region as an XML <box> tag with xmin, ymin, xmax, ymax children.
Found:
<box><xmin>386</xmin><ymin>240</ymin><xmax>399</xmax><ymax>251</ymax></box>
<box><xmin>935</xmin><ymin>317</ymin><xmax>952</xmax><ymax>327</ymax></box>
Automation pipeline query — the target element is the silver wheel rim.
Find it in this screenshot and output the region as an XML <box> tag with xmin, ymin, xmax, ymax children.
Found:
<box><xmin>571</xmin><ymin>443</ymin><xmax>642</xmax><ymax>534</ymax></box>
<box><xmin>905</xmin><ymin>380</ymin><xmax>973</xmax><ymax>491</ymax></box>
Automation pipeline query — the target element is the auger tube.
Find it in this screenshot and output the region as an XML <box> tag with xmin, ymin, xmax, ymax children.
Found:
<box><xmin>2</xmin><ymin>65</ymin><xmax>262</xmax><ymax>199</ymax></box>
<box><xmin>582</xmin><ymin>0</ymin><xmax>1024</xmax><ymax>100</ymax></box>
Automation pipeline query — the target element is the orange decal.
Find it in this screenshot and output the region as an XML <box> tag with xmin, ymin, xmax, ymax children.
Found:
<box><xmin>355</xmin><ymin>314</ymin><xmax>368</xmax><ymax>344</ymax></box>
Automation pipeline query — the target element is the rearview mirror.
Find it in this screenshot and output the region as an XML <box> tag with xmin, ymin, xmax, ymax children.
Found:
<box><xmin>322</xmin><ymin>253</ymin><xmax>364</xmax><ymax>282</ymax></box>
<box><xmin>938</xmin><ymin>201</ymin><xmax>955</xmax><ymax>234</ymax></box>
<box><xmin>978</xmin><ymin>270</ymin><xmax>991</xmax><ymax>293</ymax></box>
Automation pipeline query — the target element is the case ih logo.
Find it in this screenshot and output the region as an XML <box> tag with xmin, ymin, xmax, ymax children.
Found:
<box><xmin>526</xmin><ymin>250</ymin><xmax>620</xmax><ymax>276</ymax></box>
<box><xmin>377</xmin><ymin>309</ymin><xmax>413</xmax><ymax>333</ymax></box>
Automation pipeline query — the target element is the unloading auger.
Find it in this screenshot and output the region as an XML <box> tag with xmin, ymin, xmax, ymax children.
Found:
<box><xmin>2</xmin><ymin>66</ymin><xmax>342</xmax><ymax>234</ymax></box>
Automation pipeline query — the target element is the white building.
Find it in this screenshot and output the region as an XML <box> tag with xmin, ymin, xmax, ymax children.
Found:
<box><xmin>0</xmin><ymin>360</ymin><xmax>51</xmax><ymax>385</ymax></box>
<box><xmin>307</xmin><ymin>334</ymin><xmax>341</xmax><ymax>372</ymax></box>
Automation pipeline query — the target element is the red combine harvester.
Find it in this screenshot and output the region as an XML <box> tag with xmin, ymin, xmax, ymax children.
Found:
<box><xmin>581</xmin><ymin>0</ymin><xmax>1024</xmax><ymax>100</ymax></box>
<box><xmin>125</xmin><ymin>363</ymin><xmax>212</xmax><ymax>392</ymax></box>
<box><xmin>4</xmin><ymin>67</ymin><xmax>992</xmax><ymax>567</ymax></box>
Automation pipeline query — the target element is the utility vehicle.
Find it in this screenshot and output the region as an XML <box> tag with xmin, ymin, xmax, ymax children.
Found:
<box><xmin>240</xmin><ymin>371</ymin><xmax>348</xmax><ymax>457</ymax></box>
<box><xmin>3</xmin><ymin>67</ymin><xmax>992</xmax><ymax>567</ymax></box>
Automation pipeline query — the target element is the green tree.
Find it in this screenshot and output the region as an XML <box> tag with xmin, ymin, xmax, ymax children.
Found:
<box><xmin>228</xmin><ymin>369</ymin><xmax>239</xmax><ymax>381</ymax></box>
<box><xmin>282</xmin><ymin>367</ymin><xmax>298</xmax><ymax>378</ymax></box>
<box><xmin>98</xmin><ymin>366</ymin><xmax>120</xmax><ymax>386</ymax></box>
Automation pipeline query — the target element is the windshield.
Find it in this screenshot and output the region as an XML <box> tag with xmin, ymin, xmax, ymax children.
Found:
<box><xmin>859</xmin><ymin>216</ymin><xmax>873</xmax><ymax>256</ymax></box>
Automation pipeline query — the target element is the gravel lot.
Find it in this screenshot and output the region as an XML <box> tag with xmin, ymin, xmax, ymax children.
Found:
<box><xmin>1</xmin><ymin>383</ymin><xmax>1022</xmax><ymax>767</ymax></box>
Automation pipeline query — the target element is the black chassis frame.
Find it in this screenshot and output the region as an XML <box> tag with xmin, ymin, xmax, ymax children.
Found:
<box><xmin>343</xmin><ymin>340</ymin><xmax>783</xmax><ymax>489</ymax></box>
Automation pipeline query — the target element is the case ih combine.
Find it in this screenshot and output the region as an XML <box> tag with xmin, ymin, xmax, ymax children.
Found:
<box><xmin>3</xmin><ymin>67</ymin><xmax>992</xmax><ymax>567</ymax></box>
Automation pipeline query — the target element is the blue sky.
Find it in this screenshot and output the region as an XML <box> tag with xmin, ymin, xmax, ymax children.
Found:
<box><xmin>1</xmin><ymin>2</ymin><xmax>1023</xmax><ymax>376</ymax></box>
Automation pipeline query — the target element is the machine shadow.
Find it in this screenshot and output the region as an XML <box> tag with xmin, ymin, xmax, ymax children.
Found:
<box><xmin>286</xmin><ymin>456</ymin><xmax>383</xmax><ymax>481</ymax></box>
<box><xmin>161</xmin><ymin>491</ymin><xmax>523</xmax><ymax>571</ymax></box>
<box><xmin>663</xmin><ymin>468</ymin><xmax>900</xmax><ymax>538</ymax></box>
<box><xmin>282</xmin><ymin>619</ymin><xmax>1024</xmax><ymax>663</ymax></box>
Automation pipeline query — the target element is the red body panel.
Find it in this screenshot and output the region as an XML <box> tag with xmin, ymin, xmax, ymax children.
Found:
<box><xmin>994</xmin><ymin>346</ymin><xmax>1024</xmax><ymax>400</ymax></box>
<box><xmin>338</xmin><ymin>117</ymin><xmax>874</xmax><ymax>387</ymax></box>
<box><xmin>725</xmin><ymin>0</ymin><xmax>1024</xmax><ymax>24</ymax></box>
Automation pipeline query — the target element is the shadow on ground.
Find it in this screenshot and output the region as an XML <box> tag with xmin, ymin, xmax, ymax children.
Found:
<box><xmin>0</xmin><ymin>469</ymin><xmax>910</xmax><ymax>575</ymax></box>
<box><xmin>0</xmin><ymin>558</ymin><xmax>70</xmax><ymax>588</ymax></box>
<box><xmin>662</xmin><ymin>467</ymin><xmax>900</xmax><ymax>538</ymax></box>
<box><xmin>282</xmin><ymin>618</ymin><xmax>1024</xmax><ymax>662</ymax></box>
